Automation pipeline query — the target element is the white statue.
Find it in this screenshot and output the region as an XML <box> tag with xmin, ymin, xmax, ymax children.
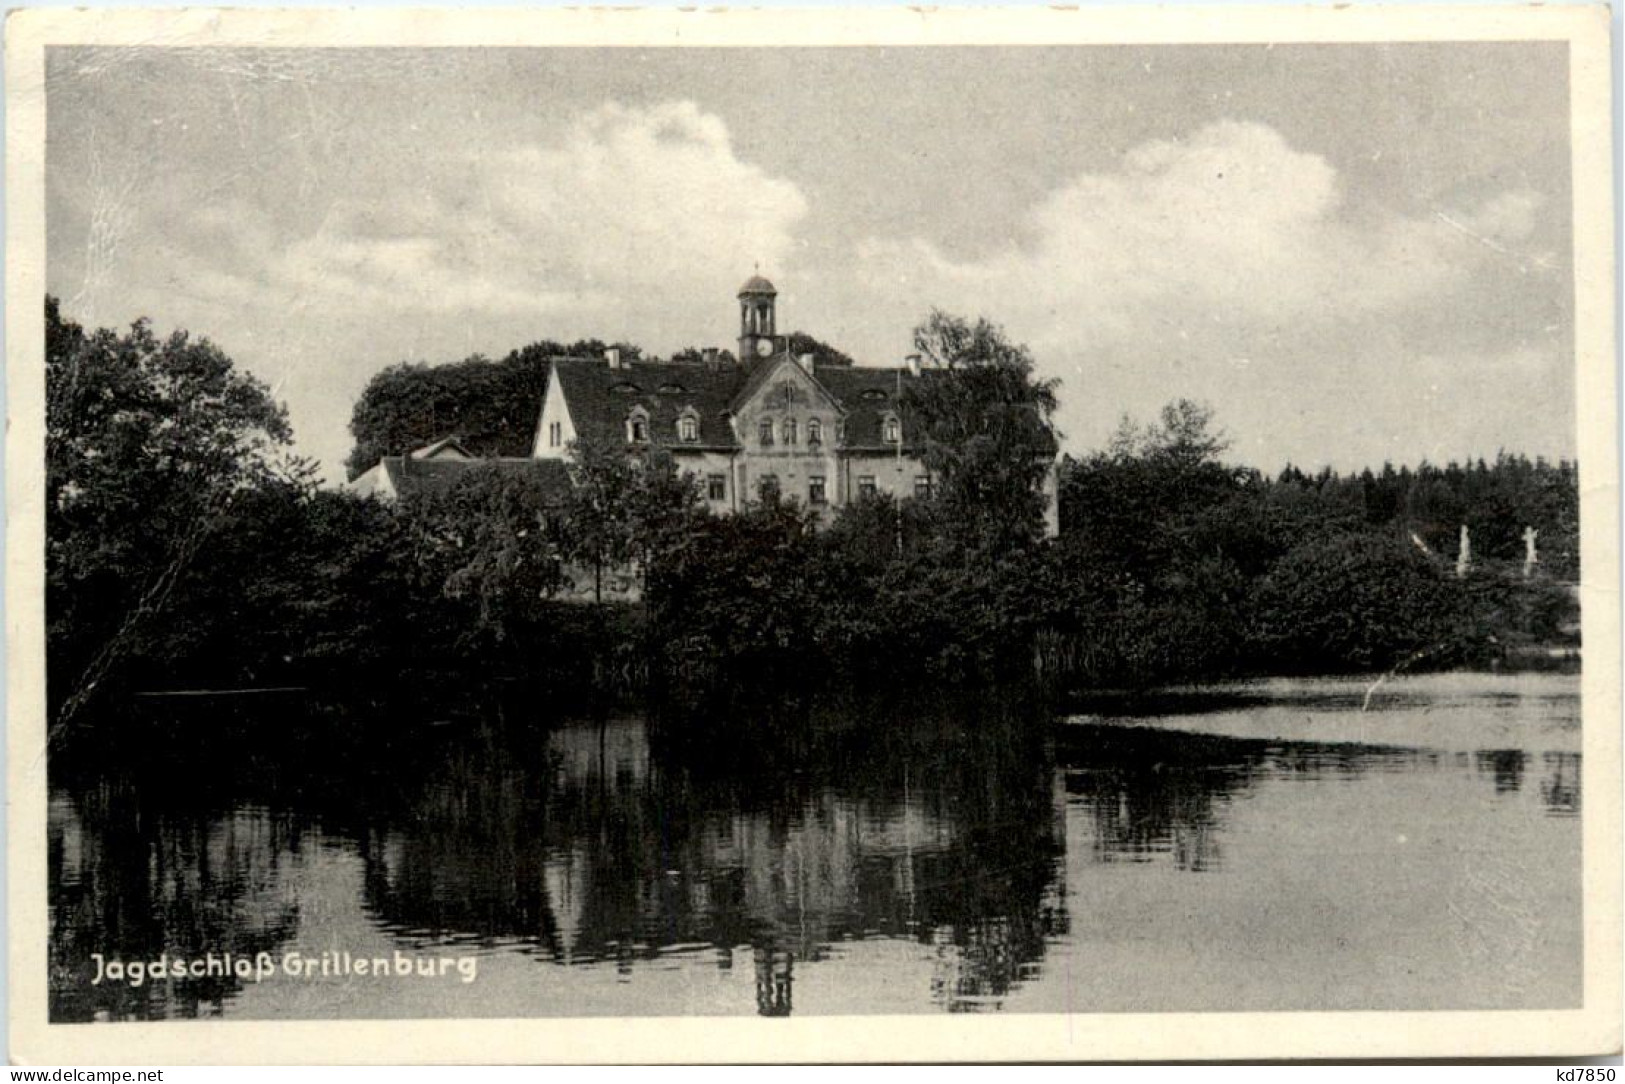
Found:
<box><xmin>1523</xmin><ymin>526</ymin><xmax>1539</xmax><ymax>578</ymax></box>
<box><xmin>1455</xmin><ymin>524</ymin><xmax>1472</xmax><ymax>578</ymax></box>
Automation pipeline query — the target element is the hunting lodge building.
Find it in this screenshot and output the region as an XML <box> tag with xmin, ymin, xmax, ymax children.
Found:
<box><xmin>353</xmin><ymin>274</ymin><xmax>1059</xmax><ymax>531</ymax></box>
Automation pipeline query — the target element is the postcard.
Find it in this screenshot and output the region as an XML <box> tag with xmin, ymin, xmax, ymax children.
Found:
<box><xmin>7</xmin><ymin>4</ymin><xmax>1619</xmax><ymax>1063</ymax></box>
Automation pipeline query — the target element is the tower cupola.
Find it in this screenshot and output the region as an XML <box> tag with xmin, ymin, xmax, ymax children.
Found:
<box><xmin>737</xmin><ymin>273</ymin><xmax>778</xmax><ymax>361</ymax></box>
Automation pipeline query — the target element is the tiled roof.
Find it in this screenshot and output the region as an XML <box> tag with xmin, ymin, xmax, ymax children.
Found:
<box><xmin>553</xmin><ymin>359</ymin><xmax>746</xmax><ymax>450</ymax></box>
<box><xmin>381</xmin><ymin>456</ymin><xmax>573</xmax><ymax>502</ymax></box>
<box><xmin>822</xmin><ymin>367</ymin><xmax>1058</xmax><ymax>456</ymax></box>
<box><xmin>816</xmin><ymin>366</ymin><xmax>929</xmax><ymax>451</ymax></box>
<box><xmin>552</xmin><ymin>357</ymin><xmax>1057</xmax><ymax>458</ymax></box>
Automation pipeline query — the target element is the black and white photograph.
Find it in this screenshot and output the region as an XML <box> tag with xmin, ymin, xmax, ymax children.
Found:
<box><xmin>6</xmin><ymin>5</ymin><xmax>1619</xmax><ymax>1064</ymax></box>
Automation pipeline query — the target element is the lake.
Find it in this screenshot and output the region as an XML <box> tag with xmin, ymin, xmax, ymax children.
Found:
<box><xmin>48</xmin><ymin>672</ymin><xmax>1582</xmax><ymax>1022</ymax></box>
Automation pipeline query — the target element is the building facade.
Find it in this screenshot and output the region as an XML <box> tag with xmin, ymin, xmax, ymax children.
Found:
<box><xmin>533</xmin><ymin>274</ymin><xmax>1042</xmax><ymax>522</ymax></box>
<box><xmin>356</xmin><ymin>274</ymin><xmax>1058</xmax><ymax>532</ymax></box>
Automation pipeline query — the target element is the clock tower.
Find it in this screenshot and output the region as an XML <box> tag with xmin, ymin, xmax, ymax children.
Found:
<box><xmin>737</xmin><ymin>273</ymin><xmax>778</xmax><ymax>362</ymax></box>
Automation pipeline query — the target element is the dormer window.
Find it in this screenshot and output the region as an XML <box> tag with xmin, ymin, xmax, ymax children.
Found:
<box><xmin>783</xmin><ymin>418</ymin><xmax>798</xmax><ymax>446</ymax></box>
<box><xmin>863</xmin><ymin>389</ymin><xmax>888</xmax><ymax>402</ymax></box>
<box><xmin>677</xmin><ymin>410</ymin><xmax>699</xmax><ymax>443</ymax></box>
<box><xmin>882</xmin><ymin>413</ymin><xmax>901</xmax><ymax>444</ymax></box>
<box><xmin>659</xmin><ymin>383</ymin><xmax>688</xmax><ymax>395</ymax></box>
<box><xmin>626</xmin><ymin>407</ymin><xmax>650</xmax><ymax>444</ymax></box>
<box><xmin>758</xmin><ymin>419</ymin><xmax>775</xmax><ymax>447</ymax></box>
<box><xmin>807</xmin><ymin>419</ymin><xmax>822</xmax><ymax>447</ymax></box>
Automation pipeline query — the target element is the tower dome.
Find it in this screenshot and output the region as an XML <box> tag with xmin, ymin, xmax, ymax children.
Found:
<box><xmin>737</xmin><ymin>272</ymin><xmax>778</xmax><ymax>359</ymax></box>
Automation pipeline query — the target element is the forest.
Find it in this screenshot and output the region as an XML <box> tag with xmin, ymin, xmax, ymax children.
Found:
<box><xmin>44</xmin><ymin>296</ymin><xmax>1580</xmax><ymax>737</ymax></box>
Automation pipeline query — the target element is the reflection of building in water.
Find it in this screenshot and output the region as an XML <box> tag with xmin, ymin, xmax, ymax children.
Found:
<box><xmin>545</xmin><ymin>718</ymin><xmax>651</xmax><ymax>789</ymax></box>
<box><xmin>352</xmin><ymin>715</ymin><xmax>1066</xmax><ymax>1014</ymax></box>
<box><xmin>754</xmin><ymin>946</ymin><xmax>794</xmax><ymax>1017</ymax></box>
<box><xmin>702</xmin><ymin>793</ymin><xmax>958</xmax><ymax>957</ymax></box>
<box><xmin>544</xmin><ymin>845</ymin><xmax>591</xmax><ymax>964</ymax></box>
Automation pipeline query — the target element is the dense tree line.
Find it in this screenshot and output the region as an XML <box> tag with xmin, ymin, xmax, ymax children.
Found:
<box><xmin>45</xmin><ymin>297</ymin><xmax>1581</xmax><ymax>736</ymax></box>
<box><xmin>1046</xmin><ymin>404</ymin><xmax>1579</xmax><ymax>684</ymax></box>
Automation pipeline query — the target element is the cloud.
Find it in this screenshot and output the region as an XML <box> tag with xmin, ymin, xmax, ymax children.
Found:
<box><xmin>62</xmin><ymin>100</ymin><xmax>810</xmax><ymax>479</ymax></box>
<box><xmin>52</xmin><ymin>99</ymin><xmax>1570</xmax><ymax>481</ymax></box>
<box><xmin>846</xmin><ymin>120</ymin><xmax>1570</xmax><ymax>468</ymax></box>
<box><xmin>247</xmin><ymin>99</ymin><xmax>808</xmax><ymax>327</ymax></box>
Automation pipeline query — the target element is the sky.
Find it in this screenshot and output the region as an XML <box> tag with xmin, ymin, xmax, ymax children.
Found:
<box><xmin>45</xmin><ymin>43</ymin><xmax>1575</xmax><ymax>481</ymax></box>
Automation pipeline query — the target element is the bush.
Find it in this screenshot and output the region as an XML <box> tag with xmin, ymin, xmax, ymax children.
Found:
<box><xmin>1248</xmin><ymin>530</ymin><xmax>1467</xmax><ymax>673</ymax></box>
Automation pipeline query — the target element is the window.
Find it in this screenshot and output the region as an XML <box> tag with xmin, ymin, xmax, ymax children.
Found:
<box><xmin>548</xmin><ymin>421</ymin><xmax>562</xmax><ymax>448</ymax></box>
<box><xmin>857</xmin><ymin>475</ymin><xmax>877</xmax><ymax>499</ymax></box>
<box><xmin>707</xmin><ymin>474</ymin><xmax>727</xmax><ymax>501</ymax></box>
<box><xmin>807</xmin><ymin>419</ymin><xmax>822</xmax><ymax>446</ymax></box>
<box><xmin>758</xmin><ymin>474</ymin><xmax>780</xmax><ymax>501</ymax></box>
<box><xmin>915</xmin><ymin>475</ymin><xmax>934</xmax><ymax>500</ymax></box>
<box><xmin>627</xmin><ymin>412</ymin><xmax>649</xmax><ymax>443</ymax></box>
<box><xmin>862</xmin><ymin>388</ymin><xmax>888</xmax><ymax>402</ymax></box>
<box><xmin>883</xmin><ymin>414</ymin><xmax>901</xmax><ymax>444</ymax></box>
<box><xmin>758</xmin><ymin>419</ymin><xmax>775</xmax><ymax>446</ymax></box>
<box><xmin>658</xmin><ymin>383</ymin><xmax>687</xmax><ymax>394</ymax></box>
<box><xmin>808</xmin><ymin>476</ymin><xmax>827</xmax><ymax>505</ymax></box>
<box><xmin>678</xmin><ymin>414</ymin><xmax>698</xmax><ymax>443</ymax></box>
<box><xmin>784</xmin><ymin>418</ymin><xmax>798</xmax><ymax>446</ymax></box>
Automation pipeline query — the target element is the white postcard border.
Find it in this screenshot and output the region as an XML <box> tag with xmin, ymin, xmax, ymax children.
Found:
<box><xmin>6</xmin><ymin>4</ymin><xmax>1618</xmax><ymax>1063</ymax></box>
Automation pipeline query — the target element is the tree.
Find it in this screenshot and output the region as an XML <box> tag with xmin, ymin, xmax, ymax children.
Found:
<box><xmin>560</xmin><ymin>438</ymin><xmax>704</xmax><ymax>604</ymax></box>
<box><xmin>560</xmin><ymin>439</ymin><xmax>636</xmax><ymax>605</ymax></box>
<box><xmin>1054</xmin><ymin>401</ymin><xmax>1276</xmax><ymax>684</ymax></box>
<box><xmin>397</xmin><ymin>465</ymin><xmax>570</xmax><ymax>638</ymax></box>
<box><xmin>344</xmin><ymin>338</ymin><xmax>644</xmax><ymax>479</ymax></box>
<box><xmin>1107</xmin><ymin>398</ymin><xmax>1231</xmax><ymax>469</ymax></box>
<box><xmin>902</xmin><ymin>310</ymin><xmax>1060</xmax><ymax>553</ymax></box>
<box><xmin>1249</xmin><ymin>528</ymin><xmax>1468</xmax><ymax>673</ymax></box>
<box><xmin>784</xmin><ymin>331</ymin><xmax>856</xmax><ymax>368</ymax></box>
<box><xmin>666</xmin><ymin>346</ymin><xmax>739</xmax><ymax>366</ymax></box>
<box><xmin>648</xmin><ymin>497</ymin><xmax>822</xmax><ymax>679</ymax></box>
<box><xmin>46</xmin><ymin>296</ymin><xmax>294</xmax><ymax>726</ymax></box>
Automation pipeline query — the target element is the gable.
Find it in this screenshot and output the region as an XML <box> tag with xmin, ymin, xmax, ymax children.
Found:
<box><xmin>532</xmin><ymin>366</ymin><xmax>578</xmax><ymax>458</ymax></box>
<box><xmin>410</xmin><ymin>436</ymin><xmax>475</xmax><ymax>460</ymax></box>
<box><xmin>730</xmin><ymin>356</ymin><xmax>842</xmax><ymax>419</ymax></box>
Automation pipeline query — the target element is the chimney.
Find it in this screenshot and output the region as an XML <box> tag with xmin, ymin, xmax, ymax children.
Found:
<box><xmin>798</xmin><ymin>353</ymin><xmax>815</xmax><ymax>377</ymax></box>
<box><xmin>606</xmin><ymin>347</ymin><xmax>622</xmax><ymax>370</ymax></box>
<box><xmin>905</xmin><ymin>354</ymin><xmax>922</xmax><ymax>378</ymax></box>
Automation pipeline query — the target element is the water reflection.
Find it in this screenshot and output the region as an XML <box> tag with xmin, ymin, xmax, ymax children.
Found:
<box><xmin>1476</xmin><ymin>749</ymin><xmax>1527</xmax><ymax>793</ymax></box>
<box><xmin>358</xmin><ymin>712</ymin><xmax>1070</xmax><ymax>1014</ymax></box>
<box><xmin>48</xmin><ymin>675</ymin><xmax>1583</xmax><ymax>1020</ymax></box>
<box><xmin>49</xmin><ymin>789</ymin><xmax>302</xmax><ymax>1022</ymax></box>
<box><xmin>1059</xmin><ymin>725</ymin><xmax>1429</xmax><ymax>873</ymax></box>
<box><xmin>1541</xmin><ymin>752</ymin><xmax>1581</xmax><ymax>816</ymax></box>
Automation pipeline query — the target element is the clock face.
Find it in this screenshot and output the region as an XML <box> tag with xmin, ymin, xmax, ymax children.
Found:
<box><xmin>755</xmin><ymin>338</ymin><xmax>774</xmax><ymax>358</ymax></box>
